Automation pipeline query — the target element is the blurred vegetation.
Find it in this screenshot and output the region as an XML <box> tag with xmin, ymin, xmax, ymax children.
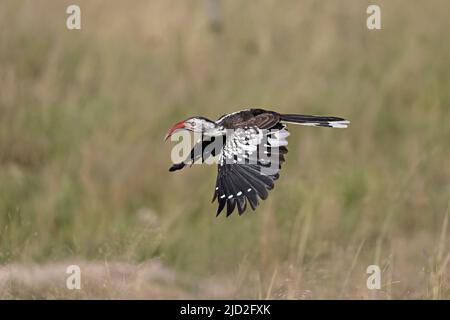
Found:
<box><xmin>0</xmin><ymin>0</ymin><xmax>449</xmax><ymax>298</ymax></box>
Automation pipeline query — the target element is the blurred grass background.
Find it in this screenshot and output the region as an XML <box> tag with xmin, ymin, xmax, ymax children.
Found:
<box><xmin>0</xmin><ymin>0</ymin><xmax>449</xmax><ymax>299</ymax></box>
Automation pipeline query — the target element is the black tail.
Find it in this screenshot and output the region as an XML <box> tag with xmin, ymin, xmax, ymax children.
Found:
<box><xmin>280</xmin><ymin>114</ymin><xmax>349</xmax><ymax>128</ymax></box>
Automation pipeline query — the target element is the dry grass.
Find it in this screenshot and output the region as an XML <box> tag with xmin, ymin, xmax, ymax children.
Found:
<box><xmin>0</xmin><ymin>260</ymin><xmax>236</xmax><ymax>299</ymax></box>
<box><xmin>0</xmin><ymin>0</ymin><xmax>449</xmax><ymax>299</ymax></box>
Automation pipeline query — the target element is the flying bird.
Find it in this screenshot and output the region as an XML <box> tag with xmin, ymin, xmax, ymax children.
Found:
<box><xmin>165</xmin><ymin>108</ymin><xmax>349</xmax><ymax>216</ymax></box>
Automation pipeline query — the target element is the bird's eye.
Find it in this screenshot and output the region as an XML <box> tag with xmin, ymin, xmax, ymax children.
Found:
<box><xmin>190</xmin><ymin>121</ymin><xmax>196</xmax><ymax>127</ymax></box>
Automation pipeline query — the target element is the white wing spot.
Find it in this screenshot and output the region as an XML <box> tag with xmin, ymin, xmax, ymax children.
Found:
<box><xmin>220</xmin><ymin>195</ymin><xmax>226</xmax><ymax>199</ymax></box>
<box><xmin>237</xmin><ymin>191</ymin><xmax>243</xmax><ymax>196</ymax></box>
<box><xmin>247</xmin><ymin>188</ymin><xmax>252</xmax><ymax>192</ymax></box>
<box><xmin>228</xmin><ymin>195</ymin><xmax>233</xmax><ymax>199</ymax></box>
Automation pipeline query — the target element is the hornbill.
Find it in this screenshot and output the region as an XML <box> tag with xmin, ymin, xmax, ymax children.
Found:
<box><xmin>164</xmin><ymin>108</ymin><xmax>349</xmax><ymax>216</ymax></box>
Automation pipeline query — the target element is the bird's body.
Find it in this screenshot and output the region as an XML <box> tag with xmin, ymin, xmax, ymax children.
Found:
<box><xmin>165</xmin><ymin>108</ymin><xmax>349</xmax><ymax>216</ymax></box>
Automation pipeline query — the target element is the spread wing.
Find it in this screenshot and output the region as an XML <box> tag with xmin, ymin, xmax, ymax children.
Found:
<box><xmin>212</xmin><ymin>123</ymin><xmax>289</xmax><ymax>216</ymax></box>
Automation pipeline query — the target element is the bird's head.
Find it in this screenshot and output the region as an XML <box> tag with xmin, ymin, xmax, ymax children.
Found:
<box><xmin>164</xmin><ymin>116</ymin><xmax>215</xmax><ymax>141</ymax></box>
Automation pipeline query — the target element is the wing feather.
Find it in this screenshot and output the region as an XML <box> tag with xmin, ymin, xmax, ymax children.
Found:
<box><xmin>213</xmin><ymin>120</ymin><xmax>290</xmax><ymax>216</ymax></box>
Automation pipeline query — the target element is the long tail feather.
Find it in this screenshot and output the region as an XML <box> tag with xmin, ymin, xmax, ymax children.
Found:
<box><xmin>280</xmin><ymin>114</ymin><xmax>349</xmax><ymax>128</ymax></box>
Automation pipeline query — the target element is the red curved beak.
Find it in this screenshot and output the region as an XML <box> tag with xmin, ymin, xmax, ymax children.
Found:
<box><xmin>164</xmin><ymin>120</ymin><xmax>185</xmax><ymax>141</ymax></box>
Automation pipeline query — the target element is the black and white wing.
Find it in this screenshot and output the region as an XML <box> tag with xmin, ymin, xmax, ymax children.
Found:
<box><xmin>212</xmin><ymin>123</ymin><xmax>289</xmax><ymax>216</ymax></box>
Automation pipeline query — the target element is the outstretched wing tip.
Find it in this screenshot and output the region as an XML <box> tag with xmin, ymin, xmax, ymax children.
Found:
<box><xmin>213</xmin><ymin>163</ymin><xmax>281</xmax><ymax>217</ymax></box>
